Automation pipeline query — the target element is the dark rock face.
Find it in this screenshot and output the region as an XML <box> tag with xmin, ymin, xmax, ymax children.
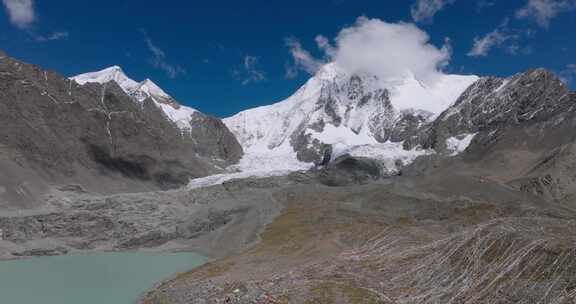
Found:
<box><xmin>0</xmin><ymin>52</ymin><xmax>242</xmax><ymax>208</ymax></box>
<box><xmin>403</xmin><ymin>68</ymin><xmax>576</xmax><ymax>202</ymax></box>
<box><xmin>316</xmin><ymin>155</ymin><xmax>383</xmax><ymax>186</ymax></box>
<box><xmin>411</xmin><ymin>69</ymin><xmax>572</xmax><ymax>154</ymax></box>
<box><xmin>188</xmin><ymin>112</ymin><xmax>243</xmax><ymax>163</ymax></box>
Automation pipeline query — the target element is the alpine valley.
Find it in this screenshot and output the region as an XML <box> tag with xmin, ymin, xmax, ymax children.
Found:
<box><xmin>1</xmin><ymin>49</ymin><xmax>576</xmax><ymax>304</ymax></box>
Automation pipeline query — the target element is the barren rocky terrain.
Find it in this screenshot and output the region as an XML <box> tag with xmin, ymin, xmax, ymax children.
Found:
<box><xmin>141</xmin><ymin>159</ymin><xmax>576</xmax><ymax>303</ymax></box>
<box><xmin>2</xmin><ymin>49</ymin><xmax>576</xmax><ymax>304</ymax></box>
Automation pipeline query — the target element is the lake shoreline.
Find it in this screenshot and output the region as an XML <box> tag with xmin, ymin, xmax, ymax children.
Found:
<box><xmin>0</xmin><ymin>251</ymin><xmax>207</xmax><ymax>304</ymax></box>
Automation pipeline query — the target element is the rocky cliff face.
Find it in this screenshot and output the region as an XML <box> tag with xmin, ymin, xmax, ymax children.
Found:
<box><xmin>406</xmin><ymin>68</ymin><xmax>576</xmax><ymax>201</ymax></box>
<box><xmin>0</xmin><ymin>52</ymin><xmax>242</xmax><ymax>209</ymax></box>
<box><xmin>410</xmin><ymin>69</ymin><xmax>572</xmax><ymax>152</ymax></box>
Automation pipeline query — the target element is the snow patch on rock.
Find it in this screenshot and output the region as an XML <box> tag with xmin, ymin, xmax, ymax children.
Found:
<box><xmin>446</xmin><ymin>133</ymin><xmax>477</xmax><ymax>156</ymax></box>
<box><xmin>337</xmin><ymin>142</ymin><xmax>433</xmax><ymax>174</ymax></box>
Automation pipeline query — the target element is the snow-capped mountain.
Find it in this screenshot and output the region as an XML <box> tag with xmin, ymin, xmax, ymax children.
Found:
<box><xmin>72</xmin><ymin>66</ymin><xmax>197</xmax><ymax>131</ymax></box>
<box><xmin>224</xmin><ymin>63</ymin><xmax>478</xmax><ymax>170</ymax></box>
<box><xmin>0</xmin><ymin>51</ymin><xmax>243</xmax><ymax>206</ymax></box>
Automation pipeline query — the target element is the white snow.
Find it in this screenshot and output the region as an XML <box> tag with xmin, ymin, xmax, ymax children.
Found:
<box><xmin>135</xmin><ymin>79</ymin><xmax>171</xmax><ymax>99</ymax></box>
<box><xmin>188</xmin><ymin>149</ymin><xmax>312</xmax><ymax>189</ymax></box>
<box><xmin>71</xmin><ymin>67</ymin><xmax>197</xmax><ymax>131</ymax></box>
<box><xmin>340</xmin><ymin>142</ymin><xmax>433</xmax><ymax>173</ymax></box>
<box><xmin>446</xmin><ymin>133</ymin><xmax>477</xmax><ymax>156</ymax></box>
<box><xmin>305</xmin><ymin>124</ymin><xmax>377</xmax><ymax>159</ymax></box>
<box><xmin>389</xmin><ymin>73</ymin><xmax>478</xmax><ymax>115</ymax></box>
<box><xmin>71</xmin><ymin>66</ymin><xmax>138</xmax><ymax>90</ymax></box>
<box><xmin>216</xmin><ymin>62</ymin><xmax>479</xmax><ymax>187</ymax></box>
<box><xmin>225</xmin><ymin>63</ymin><xmax>477</xmax><ymax>154</ymax></box>
<box><xmin>495</xmin><ymin>79</ymin><xmax>510</xmax><ymax>94</ymax></box>
<box><xmin>224</xmin><ymin>62</ymin><xmax>477</xmax><ymax>175</ymax></box>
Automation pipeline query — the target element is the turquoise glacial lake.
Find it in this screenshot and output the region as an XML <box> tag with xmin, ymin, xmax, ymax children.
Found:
<box><xmin>0</xmin><ymin>252</ymin><xmax>206</xmax><ymax>304</ymax></box>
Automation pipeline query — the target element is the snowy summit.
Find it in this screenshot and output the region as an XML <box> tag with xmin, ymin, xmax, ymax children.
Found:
<box><xmin>71</xmin><ymin>66</ymin><xmax>197</xmax><ymax>131</ymax></box>
<box><xmin>224</xmin><ymin>62</ymin><xmax>478</xmax><ymax>174</ymax></box>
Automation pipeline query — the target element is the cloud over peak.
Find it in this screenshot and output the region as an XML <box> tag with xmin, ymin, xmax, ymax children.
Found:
<box><xmin>284</xmin><ymin>37</ymin><xmax>326</xmax><ymax>78</ymax></box>
<box><xmin>2</xmin><ymin>0</ymin><xmax>35</xmax><ymax>29</ymax></box>
<box><xmin>286</xmin><ymin>17</ymin><xmax>451</xmax><ymax>84</ymax></box>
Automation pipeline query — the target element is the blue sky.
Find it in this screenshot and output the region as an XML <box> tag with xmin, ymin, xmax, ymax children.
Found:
<box><xmin>1</xmin><ymin>0</ymin><xmax>575</xmax><ymax>117</ymax></box>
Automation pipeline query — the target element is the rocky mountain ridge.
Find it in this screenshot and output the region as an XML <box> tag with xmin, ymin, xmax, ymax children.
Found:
<box><xmin>0</xmin><ymin>51</ymin><xmax>242</xmax><ymax>209</ymax></box>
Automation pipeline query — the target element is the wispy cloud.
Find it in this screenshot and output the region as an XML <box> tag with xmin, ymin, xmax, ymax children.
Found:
<box><xmin>411</xmin><ymin>0</ymin><xmax>456</xmax><ymax>23</ymax></box>
<box><xmin>141</xmin><ymin>31</ymin><xmax>185</xmax><ymax>79</ymax></box>
<box><xmin>468</xmin><ymin>0</ymin><xmax>573</xmax><ymax>58</ymax></box>
<box><xmin>234</xmin><ymin>55</ymin><xmax>266</xmax><ymax>85</ymax></box>
<box><xmin>468</xmin><ymin>25</ymin><xmax>519</xmax><ymax>57</ymax></box>
<box><xmin>34</xmin><ymin>31</ymin><xmax>69</xmax><ymax>42</ymax></box>
<box><xmin>477</xmin><ymin>0</ymin><xmax>495</xmax><ymax>12</ymax></box>
<box><xmin>2</xmin><ymin>0</ymin><xmax>35</xmax><ymax>29</ymax></box>
<box><xmin>516</xmin><ymin>0</ymin><xmax>576</xmax><ymax>28</ymax></box>
<box><xmin>284</xmin><ymin>37</ymin><xmax>326</xmax><ymax>79</ymax></box>
<box><xmin>559</xmin><ymin>64</ymin><xmax>576</xmax><ymax>85</ymax></box>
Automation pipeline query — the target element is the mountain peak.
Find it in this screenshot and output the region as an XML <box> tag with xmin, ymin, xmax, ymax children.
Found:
<box><xmin>71</xmin><ymin>65</ymin><xmax>138</xmax><ymax>90</ymax></box>
<box><xmin>71</xmin><ymin>66</ymin><xmax>201</xmax><ymax>132</ymax></box>
<box><xmin>103</xmin><ymin>65</ymin><xmax>122</xmax><ymax>71</ymax></box>
<box><xmin>137</xmin><ymin>78</ymin><xmax>169</xmax><ymax>98</ymax></box>
<box><xmin>71</xmin><ymin>67</ymin><xmax>172</xmax><ymax>101</ymax></box>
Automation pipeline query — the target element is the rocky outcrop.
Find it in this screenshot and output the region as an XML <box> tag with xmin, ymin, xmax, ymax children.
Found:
<box><xmin>316</xmin><ymin>155</ymin><xmax>384</xmax><ymax>186</ymax></box>
<box><xmin>403</xmin><ymin>69</ymin><xmax>576</xmax><ymax>202</ymax></box>
<box><xmin>410</xmin><ymin>69</ymin><xmax>572</xmax><ymax>154</ymax></box>
<box><xmin>0</xmin><ymin>52</ymin><xmax>242</xmax><ymax>208</ymax></box>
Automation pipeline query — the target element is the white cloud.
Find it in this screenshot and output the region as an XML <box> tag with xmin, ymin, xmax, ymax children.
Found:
<box><xmin>285</xmin><ymin>17</ymin><xmax>451</xmax><ymax>84</ymax></box>
<box><xmin>468</xmin><ymin>27</ymin><xmax>518</xmax><ymax>57</ymax></box>
<box><xmin>466</xmin><ymin>18</ymin><xmax>534</xmax><ymax>57</ymax></box>
<box><xmin>35</xmin><ymin>31</ymin><xmax>68</xmax><ymax>42</ymax></box>
<box><xmin>314</xmin><ymin>35</ymin><xmax>335</xmax><ymax>57</ymax></box>
<box><xmin>284</xmin><ymin>37</ymin><xmax>326</xmax><ymax>78</ymax></box>
<box><xmin>2</xmin><ymin>0</ymin><xmax>34</xmax><ymax>29</ymax></box>
<box><xmin>142</xmin><ymin>32</ymin><xmax>185</xmax><ymax>79</ymax></box>
<box><xmin>411</xmin><ymin>0</ymin><xmax>456</xmax><ymax>23</ymax></box>
<box><xmin>235</xmin><ymin>55</ymin><xmax>266</xmax><ymax>85</ymax></box>
<box><xmin>516</xmin><ymin>0</ymin><xmax>576</xmax><ymax>28</ymax></box>
<box><xmin>331</xmin><ymin>17</ymin><xmax>451</xmax><ymax>83</ymax></box>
